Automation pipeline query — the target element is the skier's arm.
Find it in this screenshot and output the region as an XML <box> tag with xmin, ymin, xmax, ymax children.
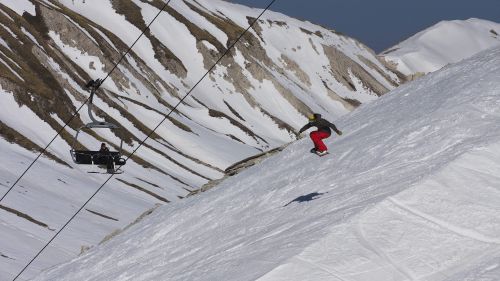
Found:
<box><xmin>298</xmin><ymin>123</ymin><xmax>312</xmax><ymax>134</ymax></box>
<box><xmin>329</xmin><ymin>122</ymin><xmax>342</xmax><ymax>135</ymax></box>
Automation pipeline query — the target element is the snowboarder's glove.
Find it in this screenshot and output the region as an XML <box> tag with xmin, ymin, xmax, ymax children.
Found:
<box><xmin>337</xmin><ymin>130</ymin><xmax>343</xmax><ymax>136</ymax></box>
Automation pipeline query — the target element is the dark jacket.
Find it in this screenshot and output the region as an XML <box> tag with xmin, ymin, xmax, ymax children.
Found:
<box><xmin>298</xmin><ymin>114</ymin><xmax>341</xmax><ymax>135</ymax></box>
<box><xmin>99</xmin><ymin>146</ymin><xmax>110</xmax><ymax>153</ymax></box>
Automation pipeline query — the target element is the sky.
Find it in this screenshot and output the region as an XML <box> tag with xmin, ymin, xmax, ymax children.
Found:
<box><xmin>230</xmin><ymin>0</ymin><xmax>500</xmax><ymax>53</ymax></box>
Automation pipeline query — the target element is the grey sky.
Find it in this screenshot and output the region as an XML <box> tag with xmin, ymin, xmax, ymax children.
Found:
<box><xmin>229</xmin><ymin>0</ymin><xmax>500</xmax><ymax>53</ymax></box>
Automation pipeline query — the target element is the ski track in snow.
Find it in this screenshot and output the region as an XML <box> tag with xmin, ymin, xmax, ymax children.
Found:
<box><xmin>388</xmin><ymin>198</ymin><xmax>500</xmax><ymax>245</ymax></box>
<box><xmin>292</xmin><ymin>256</ymin><xmax>348</xmax><ymax>281</ymax></box>
<box><xmin>354</xmin><ymin>222</ymin><xmax>418</xmax><ymax>281</ymax></box>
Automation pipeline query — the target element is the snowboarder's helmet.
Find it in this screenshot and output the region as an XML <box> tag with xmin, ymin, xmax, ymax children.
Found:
<box><xmin>308</xmin><ymin>113</ymin><xmax>321</xmax><ymax>121</ymax></box>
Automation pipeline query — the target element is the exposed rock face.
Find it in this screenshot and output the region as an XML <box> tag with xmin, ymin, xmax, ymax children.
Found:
<box><xmin>0</xmin><ymin>0</ymin><xmax>400</xmax><ymax>278</ymax></box>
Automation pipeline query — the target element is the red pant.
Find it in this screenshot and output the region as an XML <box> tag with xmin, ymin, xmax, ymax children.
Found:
<box><xmin>310</xmin><ymin>131</ymin><xmax>331</xmax><ymax>152</ymax></box>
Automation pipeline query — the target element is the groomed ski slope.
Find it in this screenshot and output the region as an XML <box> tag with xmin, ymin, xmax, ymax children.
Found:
<box><xmin>34</xmin><ymin>47</ymin><xmax>500</xmax><ymax>281</ymax></box>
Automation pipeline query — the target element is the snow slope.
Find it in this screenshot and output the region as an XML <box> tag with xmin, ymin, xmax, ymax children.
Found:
<box><xmin>380</xmin><ymin>18</ymin><xmax>500</xmax><ymax>76</ymax></box>
<box><xmin>34</xmin><ymin>47</ymin><xmax>500</xmax><ymax>281</ymax></box>
<box><xmin>0</xmin><ymin>0</ymin><xmax>401</xmax><ymax>278</ymax></box>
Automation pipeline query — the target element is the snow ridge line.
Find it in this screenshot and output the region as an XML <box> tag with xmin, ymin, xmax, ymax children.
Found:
<box><xmin>388</xmin><ymin>198</ymin><xmax>500</xmax><ymax>244</ymax></box>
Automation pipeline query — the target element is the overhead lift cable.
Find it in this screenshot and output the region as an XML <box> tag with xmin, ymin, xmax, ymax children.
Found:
<box><xmin>12</xmin><ymin>0</ymin><xmax>277</xmax><ymax>280</ymax></box>
<box><xmin>0</xmin><ymin>0</ymin><xmax>173</xmax><ymax>203</ymax></box>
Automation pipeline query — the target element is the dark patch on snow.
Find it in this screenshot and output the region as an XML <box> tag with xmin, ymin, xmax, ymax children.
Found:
<box><xmin>0</xmin><ymin>204</ymin><xmax>54</xmax><ymax>230</ymax></box>
<box><xmin>0</xmin><ymin>252</ymin><xmax>15</xmax><ymax>260</ymax></box>
<box><xmin>189</xmin><ymin>144</ymin><xmax>289</xmax><ymax>197</ymax></box>
<box><xmin>111</xmin><ymin>0</ymin><xmax>187</xmax><ymax>76</ymax></box>
<box><xmin>225</xmin><ymin>145</ymin><xmax>287</xmax><ymax>175</ymax></box>
<box><xmin>342</xmin><ymin>75</ymin><xmax>357</xmax><ymax>91</ymax></box>
<box><xmin>267</xmin><ymin>20</ymin><xmax>287</xmax><ymax>27</ymax></box>
<box><xmin>299</xmin><ymin>27</ymin><xmax>313</xmax><ymax>35</ymax></box>
<box><xmin>0</xmin><ymin>120</ymin><xmax>71</xmax><ymax>167</ymax></box>
<box><xmin>117</xmin><ymin>95</ymin><xmax>194</xmax><ymax>133</ymax></box>
<box><xmin>227</xmin><ymin>134</ymin><xmax>245</xmax><ymax>144</ymax></box>
<box><xmin>284</xmin><ymin>192</ymin><xmax>326</xmax><ymax>207</ymax></box>
<box><xmin>135</xmin><ymin>177</ymin><xmax>163</xmax><ymax>189</ymax></box>
<box><xmin>344</xmin><ymin>98</ymin><xmax>362</xmax><ymax>107</ymax></box>
<box><xmin>208</xmin><ymin>108</ymin><xmax>267</xmax><ymax>144</ymax></box>
<box><xmin>381</xmin><ymin>47</ymin><xmax>400</xmax><ymax>55</ymax></box>
<box><xmin>116</xmin><ymin>178</ymin><xmax>170</xmax><ymax>203</ymax></box>
<box><xmin>85</xmin><ymin>209</ymin><xmax>119</xmax><ymax>221</ymax></box>
<box><xmin>314</xmin><ymin>30</ymin><xmax>324</xmax><ymax>38</ymax></box>
<box><xmin>224</xmin><ymin>100</ymin><xmax>246</xmax><ymax>122</ymax></box>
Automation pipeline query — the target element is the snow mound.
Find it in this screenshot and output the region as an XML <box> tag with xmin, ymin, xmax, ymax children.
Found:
<box><xmin>34</xmin><ymin>47</ymin><xmax>500</xmax><ymax>281</ymax></box>
<box><xmin>381</xmin><ymin>18</ymin><xmax>500</xmax><ymax>76</ymax></box>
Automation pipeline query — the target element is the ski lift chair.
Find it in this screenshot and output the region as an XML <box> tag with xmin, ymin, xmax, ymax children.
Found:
<box><xmin>70</xmin><ymin>79</ymin><xmax>126</xmax><ymax>173</ymax></box>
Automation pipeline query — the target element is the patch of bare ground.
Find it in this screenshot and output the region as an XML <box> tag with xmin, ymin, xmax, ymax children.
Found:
<box><xmin>247</xmin><ymin>17</ymin><xmax>265</xmax><ymax>41</ymax></box>
<box><xmin>0</xmin><ymin>204</ymin><xmax>54</xmax><ymax>230</ymax></box>
<box><xmin>117</xmin><ymin>95</ymin><xmax>194</xmax><ymax>133</ymax></box>
<box><xmin>322</xmin><ymin>44</ymin><xmax>389</xmax><ymax>96</ymax></box>
<box><xmin>208</xmin><ymin>108</ymin><xmax>268</xmax><ymax>144</ymax></box>
<box><xmin>116</xmin><ymin>178</ymin><xmax>170</xmax><ymax>203</ymax></box>
<box><xmin>357</xmin><ymin>55</ymin><xmax>399</xmax><ymax>88</ymax></box>
<box><xmin>381</xmin><ymin>47</ymin><xmax>400</xmax><ymax>55</ymax></box>
<box><xmin>140</xmin><ymin>140</ymin><xmax>214</xmax><ymax>182</ymax></box>
<box><xmin>0</xmin><ymin>120</ymin><xmax>70</xmax><ymax>167</ymax></box>
<box><xmin>186</xmin><ymin>0</ymin><xmax>314</xmax><ymax>125</ymax></box>
<box><xmin>280</xmin><ymin>54</ymin><xmax>311</xmax><ymax>86</ymax></box>
<box><xmin>267</xmin><ymin>20</ymin><xmax>287</xmax><ymax>27</ymax></box>
<box><xmin>113</xmin><ymin>0</ymin><xmax>187</xmax><ymax>78</ymax></box>
<box><xmin>321</xmin><ymin>80</ymin><xmax>357</xmax><ymax>111</ymax></box>
<box><xmin>377</xmin><ymin>55</ymin><xmax>413</xmax><ymax>82</ymax></box>
<box><xmin>260</xmin><ymin>108</ymin><xmax>297</xmax><ymax>137</ymax></box>
<box><xmin>152</xmin><ymin>137</ymin><xmax>226</xmax><ymax>174</ymax></box>
<box><xmin>98</xmin><ymin>203</ymin><xmax>161</xmax><ymax>246</ymax></box>
<box><xmin>223</xmin><ymin>100</ymin><xmax>245</xmax><ymax>121</ymax></box>
<box><xmin>85</xmin><ymin>209</ymin><xmax>119</xmax><ymax>221</ymax></box>
<box><xmin>135</xmin><ymin>177</ymin><xmax>162</xmax><ymax>189</ymax></box>
<box><xmin>188</xmin><ymin>144</ymin><xmax>288</xmax><ymax>196</ymax></box>
<box><xmin>0</xmin><ymin>7</ymin><xmax>98</xmax><ymax>151</ymax></box>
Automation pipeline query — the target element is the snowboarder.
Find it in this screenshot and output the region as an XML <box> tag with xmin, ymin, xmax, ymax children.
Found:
<box><xmin>297</xmin><ymin>113</ymin><xmax>342</xmax><ymax>156</ymax></box>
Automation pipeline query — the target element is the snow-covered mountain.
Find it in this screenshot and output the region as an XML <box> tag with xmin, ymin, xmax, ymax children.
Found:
<box><xmin>34</xmin><ymin>46</ymin><xmax>500</xmax><ymax>281</ymax></box>
<box><xmin>0</xmin><ymin>0</ymin><xmax>400</xmax><ymax>279</ymax></box>
<box><xmin>380</xmin><ymin>18</ymin><xmax>500</xmax><ymax>78</ymax></box>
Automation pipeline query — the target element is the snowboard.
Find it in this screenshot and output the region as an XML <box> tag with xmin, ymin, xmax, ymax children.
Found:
<box><xmin>310</xmin><ymin>148</ymin><xmax>329</xmax><ymax>157</ymax></box>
